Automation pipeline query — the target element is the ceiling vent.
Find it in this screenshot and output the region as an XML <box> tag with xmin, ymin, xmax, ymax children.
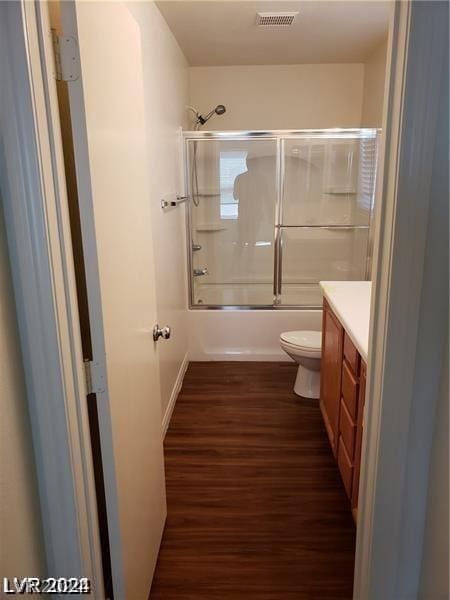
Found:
<box><xmin>256</xmin><ymin>11</ymin><xmax>299</xmax><ymax>27</ymax></box>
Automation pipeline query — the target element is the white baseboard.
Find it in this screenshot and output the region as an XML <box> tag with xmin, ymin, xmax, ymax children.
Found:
<box><xmin>162</xmin><ymin>353</ymin><xmax>189</xmax><ymax>437</ymax></box>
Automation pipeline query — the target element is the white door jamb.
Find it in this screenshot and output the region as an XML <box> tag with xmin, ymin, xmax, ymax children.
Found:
<box><xmin>354</xmin><ymin>1</ymin><xmax>448</xmax><ymax>598</ymax></box>
<box><xmin>0</xmin><ymin>2</ymin><xmax>105</xmax><ymax>595</ymax></box>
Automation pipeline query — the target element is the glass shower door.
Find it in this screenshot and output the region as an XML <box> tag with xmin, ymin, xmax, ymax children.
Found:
<box><xmin>187</xmin><ymin>138</ymin><xmax>277</xmax><ymax>306</ymax></box>
<box><xmin>278</xmin><ymin>132</ymin><xmax>378</xmax><ymax>306</ymax></box>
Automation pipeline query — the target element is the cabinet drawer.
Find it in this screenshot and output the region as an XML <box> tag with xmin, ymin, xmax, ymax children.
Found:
<box><xmin>340</xmin><ymin>398</ymin><xmax>357</xmax><ymax>459</ymax></box>
<box><xmin>342</xmin><ymin>359</ymin><xmax>359</xmax><ymax>420</ymax></box>
<box><xmin>344</xmin><ymin>333</ymin><xmax>360</xmax><ymax>374</ymax></box>
<box><xmin>337</xmin><ymin>436</ymin><xmax>353</xmax><ymax>499</ymax></box>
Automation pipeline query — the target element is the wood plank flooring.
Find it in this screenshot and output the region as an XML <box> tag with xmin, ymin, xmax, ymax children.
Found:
<box><xmin>150</xmin><ymin>362</ymin><xmax>355</xmax><ymax>600</ymax></box>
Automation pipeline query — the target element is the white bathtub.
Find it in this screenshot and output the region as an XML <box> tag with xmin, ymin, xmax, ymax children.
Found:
<box><xmin>187</xmin><ymin>309</ymin><xmax>323</xmax><ymax>361</ymax></box>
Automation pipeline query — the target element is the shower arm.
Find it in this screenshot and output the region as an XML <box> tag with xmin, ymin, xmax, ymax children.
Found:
<box><xmin>186</xmin><ymin>105</ymin><xmax>202</xmax><ymax>129</ymax></box>
<box><xmin>186</xmin><ymin>104</ymin><xmax>226</xmax><ymax>130</ymax></box>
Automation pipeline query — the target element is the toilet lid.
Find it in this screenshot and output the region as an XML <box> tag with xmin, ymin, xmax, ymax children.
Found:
<box><xmin>280</xmin><ymin>330</ymin><xmax>322</xmax><ymax>351</ymax></box>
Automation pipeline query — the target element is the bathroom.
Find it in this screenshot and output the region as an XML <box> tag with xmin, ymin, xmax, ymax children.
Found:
<box><xmin>1</xmin><ymin>1</ymin><xmax>448</xmax><ymax>599</ymax></box>
<box><xmin>147</xmin><ymin>5</ymin><xmax>386</xmax><ymax>595</ymax></box>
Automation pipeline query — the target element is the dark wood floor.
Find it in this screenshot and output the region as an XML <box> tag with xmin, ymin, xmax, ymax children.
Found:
<box><xmin>150</xmin><ymin>362</ymin><xmax>355</xmax><ymax>600</ymax></box>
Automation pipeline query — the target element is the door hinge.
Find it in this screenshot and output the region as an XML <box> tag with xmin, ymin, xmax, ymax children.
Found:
<box><xmin>51</xmin><ymin>29</ymin><xmax>80</xmax><ymax>82</ymax></box>
<box><xmin>83</xmin><ymin>359</ymin><xmax>106</xmax><ymax>395</ymax></box>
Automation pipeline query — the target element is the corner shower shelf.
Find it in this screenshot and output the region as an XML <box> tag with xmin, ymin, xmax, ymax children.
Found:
<box><xmin>323</xmin><ymin>187</ymin><xmax>357</xmax><ymax>195</ymax></box>
<box><xmin>196</xmin><ymin>224</ymin><xmax>228</xmax><ymax>232</ymax></box>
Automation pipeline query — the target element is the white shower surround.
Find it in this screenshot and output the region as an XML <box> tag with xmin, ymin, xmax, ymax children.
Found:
<box><xmin>186</xmin><ymin>130</ymin><xmax>377</xmax><ymax>311</ymax></box>
<box><xmin>187</xmin><ymin>309</ymin><xmax>322</xmax><ymax>361</ymax></box>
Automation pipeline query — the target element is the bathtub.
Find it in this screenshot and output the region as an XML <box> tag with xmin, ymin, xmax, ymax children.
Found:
<box><xmin>187</xmin><ymin>308</ymin><xmax>323</xmax><ymax>361</ymax></box>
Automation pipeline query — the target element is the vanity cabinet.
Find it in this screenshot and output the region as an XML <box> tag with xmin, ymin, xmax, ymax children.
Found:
<box><xmin>320</xmin><ymin>299</ymin><xmax>366</xmax><ymax>522</ymax></box>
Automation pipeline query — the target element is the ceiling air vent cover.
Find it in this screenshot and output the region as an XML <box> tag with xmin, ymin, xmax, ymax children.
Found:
<box><xmin>256</xmin><ymin>11</ymin><xmax>299</xmax><ymax>27</ymax></box>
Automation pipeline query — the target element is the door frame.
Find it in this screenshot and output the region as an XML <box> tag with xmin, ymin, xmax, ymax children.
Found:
<box><xmin>0</xmin><ymin>1</ymin><xmax>107</xmax><ymax>595</ymax></box>
<box><xmin>1</xmin><ymin>1</ymin><xmax>446</xmax><ymax>599</ymax></box>
<box><xmin>36</xmin><ymin>1</ymin><xmax>126</xmax><ymax>596</ymax></box>
<box><xmin>355</xmin><ymin>1</ymin><xmax>448</xmax><ymax>598</ymax></box>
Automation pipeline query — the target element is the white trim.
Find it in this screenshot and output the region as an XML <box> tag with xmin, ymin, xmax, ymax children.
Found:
<box><xmin>163</xmin><ymin>354</ymin><xmax>189</xmax><ymax>436</ymax></box>
<box><xmin>0</xmin><ymin>1</ymin><xmax>103</xmax><ymax>592</ymax></box>
<box><xmin>354</xmin><ymin>1</ymin><xmax>448</xmax><ymax>598</ymax></box>
<box><xmin>39</xmin><ymin>2</ymin><xmax>126</xmax><ymax>596</ymax></box>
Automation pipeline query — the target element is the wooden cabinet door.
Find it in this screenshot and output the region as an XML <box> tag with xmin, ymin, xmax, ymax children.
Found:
<box><xmin>352</xmin><ymin>361</ymin><xmax>367</xmax><ymax>519</ymax></box>
<box><xmin>320</xmin><ymin>301</ymin><xmax>344</xmax><ymax>456</ymax></box>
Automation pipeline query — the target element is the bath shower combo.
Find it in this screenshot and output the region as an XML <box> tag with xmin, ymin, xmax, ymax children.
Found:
<box><xmin>183</xmin><ymin>127</ymin><xmax>379</xmax><ymax>310</ymax></box>
<box><xmin>180</xmin><ymin>121</ymin><xmax>378</xmax><ymax>396</ymax></box>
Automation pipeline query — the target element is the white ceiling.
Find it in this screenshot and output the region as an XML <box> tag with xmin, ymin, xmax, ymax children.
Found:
<box><xmin>156</xmin><ymin>1</ymin><xmax>391</xmax><ymax>67</ymax></box>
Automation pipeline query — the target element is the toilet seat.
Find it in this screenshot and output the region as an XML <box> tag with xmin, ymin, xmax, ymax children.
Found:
<box><xmin>279</xmin><ymin>331</ymin><xmax>322</xmax><ymax>358</ymax></box>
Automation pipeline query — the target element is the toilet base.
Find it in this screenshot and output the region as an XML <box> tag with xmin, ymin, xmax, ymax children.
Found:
<box><xmin>294</xmin><ymin>364</ymin><xmax>320</xmax><ymax>399</ymax></box>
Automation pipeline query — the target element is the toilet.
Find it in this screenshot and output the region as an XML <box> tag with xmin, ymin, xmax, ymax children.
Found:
<box><xmin>280</xmin><ymin>330</ymin><xmax>322</xmax><ymax>398</ymax></box>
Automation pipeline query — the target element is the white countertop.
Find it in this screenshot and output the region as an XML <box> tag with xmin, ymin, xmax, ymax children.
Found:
<box><xmin>319</xmin><ymin>281</ymin><xmax>372</xmax><ymax>362</ymax></box>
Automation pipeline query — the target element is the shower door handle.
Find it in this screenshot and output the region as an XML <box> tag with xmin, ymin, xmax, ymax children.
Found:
<box><xmin>273</xmin><ymin>228</ymin><xmax>283</xmax><ymax>304</ymax></box>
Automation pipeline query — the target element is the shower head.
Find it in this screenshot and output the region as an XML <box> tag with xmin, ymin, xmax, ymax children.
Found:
<box><xmin>196</xmin><ymin>104</ymin><xmax>227</xmax><ymax>126</ymax></box>
<box><xmin>214</xmin><ymin>104</ymin><xmax>226</xmax><ymax>115</ymax></box>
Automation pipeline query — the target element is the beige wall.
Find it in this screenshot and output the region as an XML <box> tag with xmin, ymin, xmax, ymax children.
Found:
<box><xmin>129</xmin><ymin>2</ymin><xmax>189</xmax><ymax>423</ymax></box>
<box><xmin>0</xmin><ymin>207</ymin><xmax>46</xmax><ymax>582</ymax></box>
<box><xmin>361</xmin><ymin>38</ymin><xmax>388</xmax><ymax>127</ymax></box>
<box><xmin>189</xmin><ymin>63</ymin><xmax>365</xmax><ymax>130</ymax></box>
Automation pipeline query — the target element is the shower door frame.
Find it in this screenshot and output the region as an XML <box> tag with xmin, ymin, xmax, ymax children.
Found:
<box><xmin>184</xmin><ymin>129</ymin><xmax>379</xmax><ymax>310</ymax></box>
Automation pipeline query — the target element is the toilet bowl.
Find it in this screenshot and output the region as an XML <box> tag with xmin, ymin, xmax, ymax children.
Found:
<box><xmin>280</xmin><ymin>330</ymin><xmax>322</xmax><ymax>398</ymax></box>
